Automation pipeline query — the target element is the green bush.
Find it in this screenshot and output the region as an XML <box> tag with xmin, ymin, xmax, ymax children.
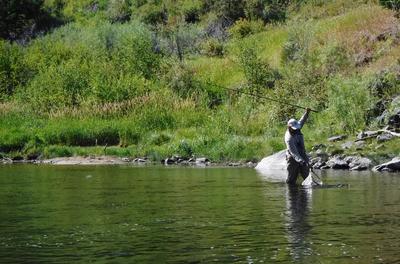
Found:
<box><xmin>379</xmin><ymin>0</ymin><xmax>400</xmax><ymax>11</ymax></box>
<box><xmin>282</xmin><ymin>21</ymin><xmax>316</xmax><ymax>63</ymax></box>
<box><xmin>201</xmin><ymin>38</ymin><xmax>224</xmax><ymax>57</ymax></box>
<box><xmin>135</xmin><ymin>3</ymin><xmax>167</xmax><ymax>25</ymax></box>
<box><xmin>237</xmin><ymin>42</ymin><xmax>280</xmax><ymax>93</ymax></box>
<box><xmin>229</xmin><ymin>18</ymin><xmax>264</xmax><ymax>39</ymax></box>
<box><xmin>107</xmin><ymin>0</ymin><xmax>131</xmax><ymax>22</ymax></box>
<box><xmin>24</xmin><ymin>60</ymin><xmax>90</xmax><ymax>111</ymax></box>
<box><xmin>323</xmin><ymin>77</ymin><xmax>374</xmax><ymax>133</ymax></box>
<box><xmin>0</xmin><ymin>41</ymin><xmax>28</xmax><ymax>99</ymax></box>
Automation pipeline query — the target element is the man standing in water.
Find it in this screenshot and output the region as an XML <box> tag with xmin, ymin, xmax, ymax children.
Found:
<box><xmin>285</xmin><ymin>108</ymin><xmax>311</xmax><ymax>185</ymax></box>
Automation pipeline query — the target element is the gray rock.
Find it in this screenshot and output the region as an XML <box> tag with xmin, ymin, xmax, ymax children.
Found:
<box><xmin>122</xmin><ymin>157</ymin><xmax>131</xmax><ymax>162</ymax></box>
<box><xmin>134</xmin><ymin>158</ymin><xmax>147</xmax><ymax>163</ymax></box>
<box><xmin>388</xmin><ymin>109</ymin><xmax>400</xmax><ymax>129</ymax></box>
<box><xmin>195</xmin><ymin>157</ymin><xmax>209</xmax><ymax>164</ymax></box>
<box><xmin>376</xmin><ymin>132</ymin><xmax>394</xmax><ymax>143</ymax></box>
<box><xmin>310</xmin><ymin>157</ymin><xmax>326</xmax><ymax>169</ymax></box>
<box><xmin>354</xmin><ymin>141</ymin><xmax>366</xmax><ymax>150</ymax></box>
<box><xmin>326</xmin><ymin>156</ymin><xmax>349</xmax><ymax>169</ymax></box>
<box><xmin>347</xmin><ymin>156</ymin><xmax>372</xmax><ymax>171</ymax></box>
<box><xmin>341</xmin><ymin>141</ymin><xmax>353</xmax><ymax>150</ymax></box>
<box><xmin>357</xmin><ymin>130</ymin><xmax>379</xmax><ymax>140</ymax></box>
<box><xmin>228</xmin><ymin>162</ymin><xmax>241</xmax><ymax>167</ymax></box>
<box><xmin>246</xmin><ymin>161</ymin><xmax>256</xmax><ymax>167</ymax></box>
<box><xmin>328</xmin><ymin>135</ymin><xmax>347</xmax><ymax>142</ymax></box>
<box><xmin>164</xmin><ymin>158</ymin><xmax>176</xmax><ymax>165</ymax></box>
<box><xmin>373</xmin><ymin>157</ymin><xmax>400</xmax><ymax>172</ymax></box>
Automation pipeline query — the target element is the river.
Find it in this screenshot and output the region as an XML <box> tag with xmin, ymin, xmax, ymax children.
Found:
<box><xmin>0</xmin><ymin>165</ymin><xmax>399</xmax><ymax>263</ymax></box>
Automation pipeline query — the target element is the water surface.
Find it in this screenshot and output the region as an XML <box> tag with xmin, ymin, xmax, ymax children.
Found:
<box><xmin>0</xmin><ymin>165</ymin><xmax>399</xmax><ymax>263</ymax></box>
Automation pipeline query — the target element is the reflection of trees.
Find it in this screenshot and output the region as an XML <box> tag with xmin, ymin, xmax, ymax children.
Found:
<box><xmin>285</xmin><ymin>186</ymin><xmax>313</xmax><ymax>262</ymax></box>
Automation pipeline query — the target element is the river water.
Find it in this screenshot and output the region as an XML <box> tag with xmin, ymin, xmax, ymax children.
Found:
<box><xmin>0</xmin><ymin>165</ymin><xmax>399</xmax><ymax>263</ymax></box>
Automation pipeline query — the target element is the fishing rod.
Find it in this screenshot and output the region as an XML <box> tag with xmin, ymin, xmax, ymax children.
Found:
<box><xmin>208</xmin><ymin>82</ymin><xmax>319</xmax><ymax>113</ymax></box>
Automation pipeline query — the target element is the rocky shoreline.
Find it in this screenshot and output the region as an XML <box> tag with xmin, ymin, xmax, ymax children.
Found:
<box><xmin>1</xmin><ymin>153</ymin><xmax>399</xmax><ymax>172</ymax></box>
<box><xmin>0</xmin><ymin>155</ymin><xmax>258</xmax><ymax>167</ymax></box>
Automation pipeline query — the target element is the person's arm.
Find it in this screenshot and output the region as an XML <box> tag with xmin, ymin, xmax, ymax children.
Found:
<box><xmin>298</xmin><ymin>108</ymin><xmax>311</xmax><ymax>128</ymax></box>
<box><xmin>285</xmin><ymin>136</ymin><xmax>305</xmax><ymax>164</ymax></box>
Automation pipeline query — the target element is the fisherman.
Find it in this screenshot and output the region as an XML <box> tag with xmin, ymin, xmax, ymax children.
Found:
<box><xmin>285</xmin><ymin>108</ymin><xmax>311</xmax><ymax>185</ymax></box>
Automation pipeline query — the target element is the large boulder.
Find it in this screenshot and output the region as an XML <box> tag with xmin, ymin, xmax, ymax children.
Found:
<box><xmin>373</xmin><ymin>157</ymin><xmax>400</xmax><ymax>172</ymax></box>
<box><xmin>255</xmin><ymin>150</ymin><xmax>287</xmax><ymax>181</ymax></box>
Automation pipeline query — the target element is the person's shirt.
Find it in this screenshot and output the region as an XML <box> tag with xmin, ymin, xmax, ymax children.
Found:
<box><xmin>284</xmin><ymin>111</ymin><xmax>309</xmax><ymax>163</ymax></box>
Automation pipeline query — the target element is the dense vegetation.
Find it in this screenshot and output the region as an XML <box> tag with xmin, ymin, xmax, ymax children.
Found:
<box><xmin>0</xmin><ymin>0</ymin><xmax>399</xmax><ymax>162</ymax></box>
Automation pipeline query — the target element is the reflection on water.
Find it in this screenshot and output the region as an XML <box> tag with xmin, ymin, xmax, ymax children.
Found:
<box><xmin>285</xmin><ymin>186</ymin><xmax>312</xmax><ymax>262</ymax></box>
<box><xmin>0</xmin><ymin>165</ymin><xmax>400</xmax><ymax>263</ymax></box>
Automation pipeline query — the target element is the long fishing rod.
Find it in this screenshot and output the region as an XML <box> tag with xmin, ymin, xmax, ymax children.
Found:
<box><xmin>209</xmin><ymin>82</ymin><xmax>319</xmax><ymax>113</ymax></box>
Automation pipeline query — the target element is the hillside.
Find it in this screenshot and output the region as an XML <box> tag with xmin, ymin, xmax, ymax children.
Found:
<box><xmin>0</xmin><ymin>0</ymin><xmax>399</xmax><ymax>162</ymax></box>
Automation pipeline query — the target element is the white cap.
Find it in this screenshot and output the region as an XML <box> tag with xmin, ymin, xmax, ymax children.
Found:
<box><xmin>287</xmin><ymin>118</ymin><xmax>301</xmax><ymax>130</ymax></box>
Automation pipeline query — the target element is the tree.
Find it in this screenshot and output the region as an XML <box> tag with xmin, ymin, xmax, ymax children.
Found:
<box><xmin>0</xmin><ymin>0</ymin><xmax>62</xmax><ymax>41</ymax></box>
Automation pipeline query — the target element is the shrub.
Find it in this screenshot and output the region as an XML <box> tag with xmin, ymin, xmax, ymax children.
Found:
<box><xmin>135</xmin><ymin>3</ymin><xmax>167</xmax><ymax>25</ymax></box>
<box><xmin>25</xmin><ymin>60</ymin><xmax>90</xmax><ymax>111</ymax></box>
<box><xmin>324</xmin><ymin>77</ymin><xmax>374</xmax><ymax>133</ymax></box>
<box><xmin>282</xmin><ymin>21</ymin><xmax>316</xmax><ymax>63</ymax></box>
<box><xmin>0</xmin><ymin>41</ymin><xmax>28</xmax><ymax>100</ymax></box>
<box><xmin>244</xmin><ymin>0</ymin><xmax>289</xmax><ymax>23</ymax></box>
<box><xmin>229</xmin><ymin>18</ymin><xmax>264</xmax><ymax>39</ymax></box>
<box><xmin>107</xmin><ymin>0</ymin><xmax>131</xmax><ymax>23</ymax></box>
<box><xmin>379</xmin><ymin>0</ymin><xmax>400</xmax><ymax>11</ymax></box>
<box><xmin>201</xmin><ymin>38</ymin><xmax>224</xmax><ymax>56</ymax></box>
<box><xmin>165</xmin><ymin>63</ymin><xmax>206</xmax><ymax>99</ymax></box>
<box><xmin>237</xmin><ymin>42</ymin><xmax>281</xmax><ymax>94</ymax></box>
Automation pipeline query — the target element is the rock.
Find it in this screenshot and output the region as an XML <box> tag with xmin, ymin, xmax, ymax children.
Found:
<box><xmin>1</xmin><ymin>158</ymin><xmax>12</xmax><ymax>164</ymax></box>
<box><xmin>164</xmin><ymin>157</ymin><xmax>176</xmax><ymax>165</ymax></box>
<box><xmin>328</xmin><ymin>135</ymin><xmax>347</xmax><ymax>142</ymax></box>
<box><xmin>134</xmin><ymin>158</ymin><xmax>147</xmax><ymax>163</ymax></box>
<box><xmin>228</xmin><ymin>162</ymin><xmax>241</xmax><ymax>167</ymax></box>
<box><xmin>354</xmin><ymin>141</ymin><xmax>366</xmax><ymax>150</ymax></box>
<box><xmin>357</xmin><ymin>130</ymin><xmax>379</xmax><ymax>140</ymax></box>
<box><xmin>246</xmin><ymin>161</ymin><xmax>256</xmax><ymax>167</ymax></box>
<box><xmin>347</xmin><ymin>156</ymin><xmax>372</xmax><ymax>171</ymax></box>
<box><xmin>388</xmin><ymin>110</ymin><xmax>400</xmax><ymax>129</ymax></box>
<box><xmin>326</xmin><ymin>156</ymin><xmax>349</xmax><ymax>169</ymax></box>
<box><xmin>373</xmin><ymin>157</ymin><xmax>400</xmax><ymax>172</ymax></box>
<box><xmin>376</xmin><ymin>132</ymin><xmax>394</xmax><ymax>143</ymax></box>
<box><xmin>195</xmin><ymin>157</ymin><xmax>209</xmax><ymax>165</ymax></box>
<box><xmin>188</xmin><ymin>158</ymin><xmax>195</xmax><ymax>163</ymax></box>
<box><xmin>122</xmin><ymin>157</ymin><xmax>131</xmax><ymax>162</ymax></box>
<box><xmin>310</xmin><ymin>157</ymin><xmax>326</xmax><ymax>169</ymax></box>
<box><xmin>341</xmin><ymin>141</ymin><xmax>353</xmax><ymax>150</ymax></box>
